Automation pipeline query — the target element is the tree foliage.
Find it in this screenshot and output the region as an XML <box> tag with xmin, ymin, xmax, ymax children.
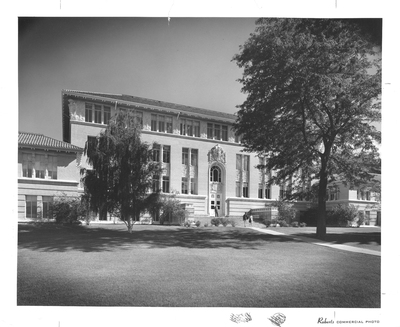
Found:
<box><xmin>81</xmin><ymin>111</ymin><xmax>162</xmax><ymax>232</ymax></box>
<box><xmin>233</xmin><ymin>18</ymin><xmax>381</xmax><ymax>238</ymax></box>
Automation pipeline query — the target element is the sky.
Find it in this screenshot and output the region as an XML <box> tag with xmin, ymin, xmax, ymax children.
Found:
<box><xmin>19</xmin><ymin>17</ymin><xmax>258</xmax><ymax>140</ymax></box>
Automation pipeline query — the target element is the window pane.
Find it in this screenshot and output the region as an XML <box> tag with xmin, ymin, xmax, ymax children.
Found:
<box><xmin>236</xmin><ymin>154</ymin><xmax>242</xmax><ymax>170</ymax></box>
<box><xmin>94</xmin><ymin>105</ymin><xmax>102</xmax><ymax>123</ymax></box>
<box><xmin>166</xmin><ymin>116</ymin><xmax>173</xmax><ymax>133</ymax></box>
<box><xmin>180</xmin><ymin>119</ymin><xmax>186</xmax><ymax>135</ymax></box>
<box><xmin>236</xmin><ymin>182</ymin><xmax>241</xmax><ymax>197</ymax></box>
<box><xmin>182</xmin><ymin>177</ymin><xmax>188</xmax><ymax>194</ymax></box>
<box><xmin>151</xmin><ymin>114</ymin><xmax>157</xmax><ymax>131</ymax></box>
<box><xmin>153</xmin><ymin>145</ymin><xmax>160</xmax><ymax>162</ymax></box>
<box><xmin>214</xmin><ymin>124</ymin><xmax>221</xmax><ymax>140</ymax></box>
<box><xmin>186</xmin><ymin>120</ymin><xmax>193</xmax><ymax>136</ymax></box>
<box><xmin>222</xmin><ymin>125</ymin><xmax>228</xmax><ymax>141</ymax></box>
<box><xmin>163</xmin><ymin>145</ymin><xmax>170</xmax><ymax>163</ymax></box>
<box><xmin>162</xmin><ymin>176</ymin><xmax>170</xmax><ymax>193</ymax></box>
<box><xmin>182</xmin><ymin>148</ymin><xmax>189</xmax><ymax>165</ymax></box>
<box><xmin>85</xmin><ymin>103</ymin><xmax>92</xmax><ymax>122</ymax></box>
<box><xmin>194</xmin><ymin>121</ymin><xmax>200</xmax><ymax>137</ymax></box>
<box><xmin>190</xmin><ymin>178</ymin><xmax>197</xmax><ymax>195</ymax></box>
<box><xmin>158</xmin><ymin>115</ymin><xmax>165</xmax><ymax>133</ymax></box>
<box><xmin>191</xmin><ymin>149</ymin><xmax>198</xmax><ymax>166</ymax></box>
<box><xmin>207</xmin><ymin>123</ymin><xmax>213</xmax><ymax>139</ymax></box>
<box><xmin>103</xmin><ymin>106</ymin><xmax>111</xmax><ymax>124</ymax></box>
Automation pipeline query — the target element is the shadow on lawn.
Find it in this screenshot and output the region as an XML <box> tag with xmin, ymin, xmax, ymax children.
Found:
<box><xmin>18</xmin><ymin>223</ymin><xmax>301</xmax><ymax>253</ymax></box>
<box><xmin>293</xmin><ymin>231</ymin><xmax>381</xmax><ymax>246</ymax></box>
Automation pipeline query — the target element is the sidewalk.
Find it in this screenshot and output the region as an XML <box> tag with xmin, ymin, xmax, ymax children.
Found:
<box><xmin>249</xmin><ymin>227</ymin><xmax>381</xmax><ymax>257</ymax></box>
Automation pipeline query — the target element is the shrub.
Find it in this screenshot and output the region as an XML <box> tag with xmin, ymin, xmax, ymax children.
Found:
<box><xmin>299</xmin><ymin>222</ymin><xmax>307</xmax><ymax>227</ymax></box>
<box><xmin>277</xmin><ymin>219</ymin><xmax>289</xmax><ymax>227</ymax></box>
<box><xmin>291</xmin><ymin>221</ymin><xmax>299</xmax><ymax>227</ymax></box>
<box><xmin>204</xmin><ymin>223</ymin><xmax>209</xmax><ymax>227</ymax></box>
<box><xmin>230</xmin><ymin>219</ymin><xmax>236</xmax><ymax>227</ymax></box>
<box><xmin>211</xmin><ymin>218</ymin><xmax>221</xmax><ymax>226</ymax></box>
<box><xmin>195</xmin><ymin>220</ymin><xmax>201</xmax><ymax>227</ymax></box>
<box><xmin>222</xmin><ymin>219</ymin><xmax>229</xmax><ymax>227</ymax></box>
<box><xmin>51</xmin><ymin>194</ymin><xmax>87</xmax><ymax>224</ymax></box>
<box><xmin>327</xmin><ymin>204</ymin><xmax>359</xmax><ymax>227</ymax></box>
<box><xmin>264</xmin><ymin>219</ymin><xmax>271</xmax><ymax>227</ymax></box>
<box><xmin>274</xmin><ymin>200</ymin><xmax>297</xmax><ymax>223</ymax></box>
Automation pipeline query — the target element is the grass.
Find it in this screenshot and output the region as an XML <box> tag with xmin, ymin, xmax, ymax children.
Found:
<box><xmin>18</xmin><ymin>223</ymin><xmax>380</xmax><ymax>307</ymax></box>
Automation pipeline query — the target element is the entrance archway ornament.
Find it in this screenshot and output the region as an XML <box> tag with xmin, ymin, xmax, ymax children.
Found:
<box><xmin>208</xmin><ymin>144</ymin><xmax>226</xmax><ymax>165</ymax></box>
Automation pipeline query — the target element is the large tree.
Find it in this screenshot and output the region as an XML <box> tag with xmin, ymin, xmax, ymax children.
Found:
<box><xmin>233</xmin><ymin>18</ymin><xmax>381</xmax><ymax>239</ymax></box>
<box><xmin>81</xmin><ymin>110</ymin><xmax>162</xmax><ymax>233</ymax></box>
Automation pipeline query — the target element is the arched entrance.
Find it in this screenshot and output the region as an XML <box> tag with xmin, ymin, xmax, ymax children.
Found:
<box><xmin>208</xmin><ymin>145</ymin><xmax>226</xmax><ymax>217</ymax></box>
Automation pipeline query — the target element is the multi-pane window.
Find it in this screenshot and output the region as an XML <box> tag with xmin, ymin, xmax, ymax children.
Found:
<box><xmin>210</xmin><ymin>166</ymin><xmax>221</xmax><ymax>182</ymax></box>
<box><xmin>190</xmin><ymin>178</ymin><xmax>197</xmax><ymax>195</ymax></box>
<box><xmin>191</xmin><ymin>149</ymin><xmax>198</xmax><ymax>166</ymax></box>
<box><xmin>22</xmin><ymin>153</ymin><xmax>57</xmax><ymax>179</ymax></box>
<box><xmin>265</xmin><ymin>186</ymin><xmax>271</xmax><ymax>199</ymax></box>
<box><xmin>26</xmin><ymin>195</ymin><xmax>37</xmax><ymax>218</ymax></box>
<box><xmin>235</xmin><ymin>133</ymin><xmax>241</xmax><ymax>143</ymax></box>
<box><xmin>152</xmin><ymin>114</ymin><xmax>172</xmax><ymax>133</ymax></box>
<box><xmin>236</xmin><ymin>154</ymin><xmax>250</xmax><ymax>198</ymax></box>
<box><xmin>182</xmin><ymin>177</ymin><xmax>189</xmax><ymax>194</ymax></box>
<box><xmin>152</xmin><ymin>175</ymin><xmax>160</xmax><ymax>192</ymax></box>
<box><xmin>194</xmin><ymin>121</ymin><xmax>200</xmax><ymax>137</ymax></box>
<box><xmin>152</xmin><ymin>144</ymin><xmax>160</xmax><ymax>162</ymax></box>
<box><xmin>118</xmin><ymin>107</ymin><xmax>143</xmax><ymax>126</ymax></box>
<box><xmin>242</xmin><ymin>182</ymin><xmax>249</xmax><ymax>198</ymax></box>
<box><xmin>182</xmin><ymin>148</ymin><xmax>189</xmax><ymax>165</ymax></box>
<box><xmin>258</xmin><ymin>184</ymin><xmax>263</xmax><ymax>199</ymax></box>
<box><xmin>94</xmin><ymin>105</ymin><xmax>102</xmax><ymax>124</ymax></box>
<box><xmin>162</xmin><ymin>176</ymin><xmax>170</xmax><ymax>193</ymax></box>
<box><xmin>86</xmin><ymin>103</ymin><xmax>113</xmax><ymax>125</ymax></box>
<box><xmin>236</xmin><ymin>182</ymin><xmax>241</xmax><ymax>197</ymax></box>
<box><xmin>42</xmin><ymin>196</ymin><xmax>53</xmax><ymax>219</ymax></box>
<box><xmin>207</xmin><ymin>123</ymin><xmax>228</xmax><ymax>141</ymax></box>
<box><xmin>163</xmin><ymin>146</ymin><xmax>170</xmax><ymax>164</ymax></box>
<box><xmin>103</xmin><ymin>106</ymin><xmax>111</xmax><ymax>124</ymax></box>
<box><xmin>180</xmin><ymin>119</ymin><xmax>200</xmax><ymax>137</ymax></box>
<box><xmin>222</xmin><ymin>126</ymin><xmax>228</xmax><ymax>141</ymax></box>
<box><xmin>85</xmin><ymin>103</ymin><xmax>93</xmax><ymax>122</ymax></box>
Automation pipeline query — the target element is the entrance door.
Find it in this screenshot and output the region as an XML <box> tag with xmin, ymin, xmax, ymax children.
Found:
<box><xmin>210</xmin><ymin>193</ymin><xmax>222</xmax><ymax>217</ymax></box>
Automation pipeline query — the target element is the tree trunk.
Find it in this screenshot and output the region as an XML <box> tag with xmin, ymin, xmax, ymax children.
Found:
<box><xmin>316</xmin><ymin>156</ymin><xmax>328</xmax><ymax>239</ymax></box>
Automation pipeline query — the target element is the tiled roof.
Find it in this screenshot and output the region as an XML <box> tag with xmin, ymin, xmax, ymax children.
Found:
<box><xmin>62</xmin><ymin>89</ymin><xmax>237</xmax><ymax>121</ymax></box>
<box><xmin>19</xmin><ymin>132</ymin><xmax>83</xmax><ymax>152</ymax></box>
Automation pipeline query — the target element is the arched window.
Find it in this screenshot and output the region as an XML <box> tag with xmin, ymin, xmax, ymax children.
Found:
<box><xmin>210</xmin><ymin>166</ymin><xmax>221</xmax><ymax>182</ymax></box>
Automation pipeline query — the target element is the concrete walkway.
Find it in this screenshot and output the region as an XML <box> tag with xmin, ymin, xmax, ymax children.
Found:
<box><xmin>249</xmin><ymin>227</ymin><xmax>381</xmax><ymax>257</ymax></box>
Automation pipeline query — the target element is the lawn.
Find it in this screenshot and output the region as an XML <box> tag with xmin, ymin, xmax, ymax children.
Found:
<box><xmin>17</xmin><ymin>223</ymin><xmax>380</xmax><ymax>307</ymax></box>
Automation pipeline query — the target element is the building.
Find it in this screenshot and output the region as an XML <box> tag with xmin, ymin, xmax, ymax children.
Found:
<box><xmin>18</xmin><ymin>132</ymin><xmax>83</xmax><ymax>220</ymax></box>
<box><xmin>60</xmin><ymin>89</ymin><xmax>380</xmax><ymax>225</ymax></box>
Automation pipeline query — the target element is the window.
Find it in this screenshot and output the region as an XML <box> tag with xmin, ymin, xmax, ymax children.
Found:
<box><xmin>194</xmin><ymin>121</ymin><xmax>200</xmax><ymax>137</ymax></box>
<box><xmin>207</xmin><ymin>123</ymin><xmax>213</xmax><ymax>139</ymax></box>
<box><xmin>236</xmin><ymin>154</ymin><xmax>242</xmax><ymax>170</ymax></box>
<box><xmin>22</xmin><ymin>153</ymin><xmax>33</xmax><ymax>177</ymax></box>
<box><xmin>94</xmin><ymin>105</ymin><xmax>102</xmax><ymax>123</ymax></box>
<box><xmin>162</xmin><ymin>176</ymin><xmax>170</xmax><ymax>193</ymax></box>
<box><xmin>366</xmin><ymin>191</ymin><xmax>371</xmax><ymax>201</ymax></box>
<box><xmin>180</xmin><ymin>119</ymin><xmax>199</xmax><ymax>137</ymax></box>
<box><xmin>22</xmin><ymin>153</ymin><xmax>57</xmax><ymax>179</ymax></box>
<box><xmin>182</xmin><ymin>177</ymin><xmax>188</xmax><ymax>194</ymax></box>
<box><xmin>242</xmin><ymin>182</ymin><xmax>249</xmax><ymax>198</ymax></box>
<box><xmin>214</xmin><ymin>124</ymin><xmax>221</xmax><ymax>140</ymax></box>
<box><xmin>207</xmin><ymin>123</ymin><xmax>228</xmax><ymax>141</ymax></box>
<box><xmin>103</xmin><ymin>106</ymin><xmax>111</xmax><ymax>124</ymax></box>
<box><xmin>152</xmin><ymin>144</ymin><xmax>160</xmax><ymax>162</ymax></box>
<box><xmin>42</xmin><ymin>196</ymin><xmax>53</xmax><ymax>219</ymax></box>
<box><xmin>210</xmin><ymin>166</ymin><xmax>221</xmax><ymax>182</ymax></box>
<box><xmin>222</xmin><ymin>126</ymin><xmax>228</xmax><ymax>141</ymax></box>
<box><xmin>162</xmin><ymin>146</ymin><xmax>170</xmax><ymax>164</ymax></box>
<box><xmin>265</xmin><ymin>186</ymin><xmax>271</xmax><ymax>199</ymax></box>
<box><xmin>85</xmin><ymin>103</ymin><xmax>93</xmax><ymax>122</ymax></box>
<box><xmin>182</xmin><ymin>148</ymin><xmax>189</xmax><ymax>165</ymax></box>
<box><xmin>118</xmin><ymin>107</ymin><xmax>143</xmax><ymax>127</ymax></box>
<box><xmin>86</xmin><ymin>103</ymin><xmax>112</xmax><ymax>124</ymax></box>
<box><xmin>236</xmin><ymin>182</ymin><xmax>241</xmax><ymax>197</ymax></box>
<box><xmin>152</xmin><ymin>175</ymin><xmax>160</xmax><ymax>192</ymax></box>
<box><xmin>191</xmin><ymin>149</ymin><xmax>198</xmax><ymax>166</ymax></box>
<box><xmin>235</xmin><ymin>133</ymin><xmax>241</xmax><ymax>143</ymax></box>
<box><xmin>243</xmin><ymin>155</ymin><xmax>249</xmax><ymax>171</ymax></box>
<box><xmin>151</xmin><ymin>114</ymin><xmax>158</xmax><ymax>131</ymax></box>
<box><xmin>158</xmin><ymin>115</ymin><xmax>165</xmax><ymax>133</ymax></box>
<box><xmin>258</xmin><ymin>184</ymin><xmax>263</xmax><ymax>199</ymax></box>
<box><xmin>26</xmin><ymin>195</ymin><xmax>37</xmax><ymax>218</ymax></box>
<box><xmin>152</xmin><ymin>114</ymin><xmax>172</xmax><ymax>133</ymax></box>
<box><xmin>190</xmin><ymin>178</ymin><xmax>197</xmax><ymax>195</ymax></box>
<box><xmin>166</xmin><ymin>116</ymin><xmax>173</xmax><ymax>133</ymax></box>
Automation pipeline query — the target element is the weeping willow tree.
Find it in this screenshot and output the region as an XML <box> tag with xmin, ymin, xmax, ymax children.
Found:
<box><xmin>81</xmin><ymin>110</ymin><xmax>162</xmax><ymax>233</ymax></box>
<box><xmin>233</xmin><ymin>18</ymin><xmax>381</xmax><ymax>239</ymax></box>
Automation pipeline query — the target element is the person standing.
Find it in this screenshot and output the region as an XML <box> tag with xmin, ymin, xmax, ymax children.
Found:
<box><xmin>249</xmin><ymin>214</ymin><xmax>253</xmax><ymax>226</ymax></box>
<box><xmin>243</xmin><ymin>212</ymin><xmax>248</xmax><ymax>227</ymax></box>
